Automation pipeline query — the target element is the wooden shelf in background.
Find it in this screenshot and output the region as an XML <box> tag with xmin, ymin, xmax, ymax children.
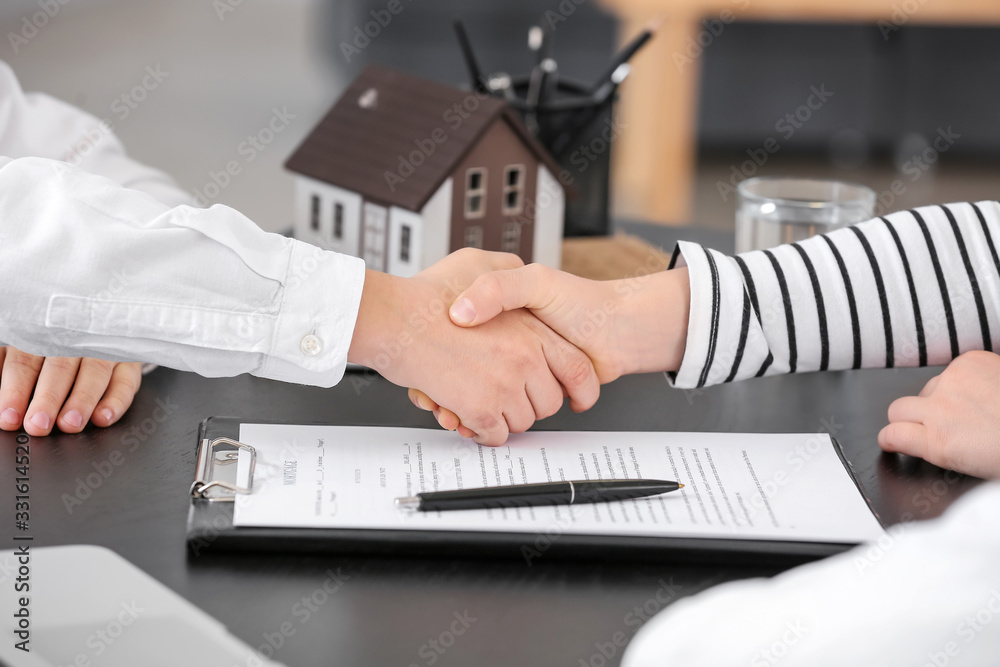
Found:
<box><xmin>600</xmin><ymin>0</ymin><xmax>1000</xmax><ymax>226</ymax></box>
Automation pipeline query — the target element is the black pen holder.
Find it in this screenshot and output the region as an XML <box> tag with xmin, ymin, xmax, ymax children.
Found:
<box><xmin>505</xmin><ymin>77</ymin><xmax>616</xmax><ymax>237</ymax></box>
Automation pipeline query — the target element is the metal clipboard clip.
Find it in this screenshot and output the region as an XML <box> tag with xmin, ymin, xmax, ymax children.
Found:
<box><xmin>190</xmin><ymin>437</ymin><xmax>256</xmax><ymax>502</ymax></box>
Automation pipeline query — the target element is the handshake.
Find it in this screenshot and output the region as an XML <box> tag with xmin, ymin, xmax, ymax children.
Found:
<box><xmin>346</xmin><ymin>248</ymin><xmax>692</xmax><ymax>445</ymax></box>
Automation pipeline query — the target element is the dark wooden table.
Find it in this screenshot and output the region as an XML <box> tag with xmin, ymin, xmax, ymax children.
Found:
<box><xmin>0</xmin><ymin>224</ymin><xmax>982</xmax><ymax>667</ymax></box>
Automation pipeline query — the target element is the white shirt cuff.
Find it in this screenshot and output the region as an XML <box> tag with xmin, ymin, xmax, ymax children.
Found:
<box><xmin>259</xmin><ymin>240</ymin><xmax>365</xmax><ymax>387</ymax></box>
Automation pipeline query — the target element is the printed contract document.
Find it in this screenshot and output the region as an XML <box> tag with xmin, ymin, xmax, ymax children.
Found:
<box><xmin>233</xmin><ymin>425</ymin><xmax>884</xmax><ymax>543</ymax></box>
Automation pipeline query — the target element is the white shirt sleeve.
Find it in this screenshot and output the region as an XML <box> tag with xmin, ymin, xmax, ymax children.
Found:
<box><xmin>0</xmin><ymin>156</ymin><xmax>365</xmax><ymax>387</ymax></box>
<box><xmin>0</xmin><ymin>60</ymin><xmax>191</xmax><ymax>207</ymax></box>
<box><xmin>670</xmin><ymin>201</ymin><xmax>1000</xmax><ymax>388</ymax></box>
<box><xmin>0</xmin><ymin>61</ymin><xmax>366</xmax><ymax>388</ymax></box>
<box><xmin>622</xmin><ymin>481</ymin><xmax>1000</xmax><ymax>667</ymax></box>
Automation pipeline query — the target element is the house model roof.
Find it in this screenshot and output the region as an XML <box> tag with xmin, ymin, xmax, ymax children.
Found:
<box><xmin>285</xmin><ymin>65</ymin><xmax>564</xmax><ymax>212</ymax></box>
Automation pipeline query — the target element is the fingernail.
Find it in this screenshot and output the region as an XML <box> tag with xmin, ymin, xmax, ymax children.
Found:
<box><xmin>450</xmin><ymin>298</ymin><xmax>477</xmax><ymax>325</ymax></box>
<box><xmin>0</xmin><ymin>408</ymin><xmax>18</xmax><ymax>426</ymax></box>
<box><xmin>64</xmin><ymin>410</ymin><xmax>84</xmax><ymax>429</ymax></box>
<box><xmin>29</xmin><ymin>413</ymin><xmax>50</xmax><ymax>431</ymax></box>
<box><xmin>100</xmin><ymin>408</ymin><xmax>114</xmax><ymax>424</ymax></box>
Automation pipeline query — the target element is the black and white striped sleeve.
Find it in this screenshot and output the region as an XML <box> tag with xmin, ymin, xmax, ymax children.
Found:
<box><xmin>668</xmin><ymin>200</ymin><xmax>1000</xmax><ymax>389</ymax></box>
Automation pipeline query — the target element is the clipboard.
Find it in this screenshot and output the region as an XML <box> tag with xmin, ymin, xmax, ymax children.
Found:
<box><xmin>186</xmin><ymin>417</ymin><xmax>884</xmax><ymax>564</ymax></box>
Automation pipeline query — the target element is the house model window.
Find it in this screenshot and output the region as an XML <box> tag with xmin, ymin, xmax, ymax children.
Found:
<box><xmin>464</xmin><ymin>168</ymin><xmax>486</xmax><ymax>219</ymax></box>
<box><xmin>333</xmin><ymin>202</ymin><xmax>344</xmax><ymax>241</ymax></box>
<box><xmin>464</xmin><ymin>225</ymin><xmax>483</xmax><ymax>249</ymax></box>
<box><xmin>286</xmin><ymin>66</ymin><xmax>568</xmax><ymax>274</ymax></box>
<box><xmin>310</xmin><ymin>195</ymin><xmax>321</xmax><ymax>232</ymax></box>
<box><xmin>502</xmin><ymin>165</ymin><xmax>525</xmax><ymax>215</ymax></box>
<box><xmin>400</xmin><ymin>224</ymin><xmax>411</xmax><ymax>262</ymax></box>
<box><xmin>501</xmin><ymin>222</ymin><xmax>521</xmax><ymax>254</ymax></box>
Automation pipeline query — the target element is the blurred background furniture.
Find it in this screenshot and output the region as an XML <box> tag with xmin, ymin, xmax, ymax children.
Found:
<box><xmin>599</xmin><ymin>0</ymin><xmax>1000</xmax><ymax>224</ymax></box>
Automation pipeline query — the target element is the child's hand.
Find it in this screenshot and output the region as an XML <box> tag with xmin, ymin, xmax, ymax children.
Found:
<box><xmin>879</xmin><ymin>351</ymin><xmax>1000</xmax><ymax>479</ymax></box>
<box><xmin>0</xmin><ymin>347</ymin><xmax>142</xmax><ymax>436</ymax></box>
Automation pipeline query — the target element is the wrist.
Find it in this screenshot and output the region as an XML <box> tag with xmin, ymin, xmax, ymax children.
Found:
<box><xmin>347</xmin><ymin>269</ymin><xmax>407</xmax><ymax>369</ymax></box>
<box><xmin>615</xmin><ymin>267</ymin><xmax>690</xmax><ymax>376</ymax></box>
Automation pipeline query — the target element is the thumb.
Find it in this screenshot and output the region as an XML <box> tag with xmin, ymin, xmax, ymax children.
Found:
<box><xmin>449</xmin><ymin>265</ymin><xmax>553</xmax><ymax>327</ymax></box>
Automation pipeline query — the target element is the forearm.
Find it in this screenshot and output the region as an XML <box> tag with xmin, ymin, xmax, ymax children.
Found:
<box><xmin>348</xmin><ymin>269</ymin><xmax>406</xmax><ymax>368</ymax></box>
<box><xmin>670</xmin><ymin>201</ymin><xmax>1000</xmax><ymax>388</ymax></box>
<box><xmin>0</xmin><ymin>156</ymin><xmax>364</xmax><ymax>387</ymax></box>
<box><xmin>610</xmin><ymin>268</ymin><xmax>690</xmax><ymax>377</ymax></box>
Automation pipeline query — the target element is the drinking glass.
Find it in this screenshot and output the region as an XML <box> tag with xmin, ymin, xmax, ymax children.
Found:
<box><xmin>735</xmin><ymin>178</ymin><xmax>876</xmax><ymax>254</ymax></box>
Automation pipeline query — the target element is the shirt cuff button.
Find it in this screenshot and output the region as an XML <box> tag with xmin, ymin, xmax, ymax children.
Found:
<box><xmin>300</xmin><ymin>334</ymin><xmax>322</xmax><ymax>356</ymax></box>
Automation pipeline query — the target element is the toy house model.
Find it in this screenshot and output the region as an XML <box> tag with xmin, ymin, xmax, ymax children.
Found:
<box><xmin>285</xmin><ymin>65</ymin><xmax>565</xmax><ymax>277</ymax></box>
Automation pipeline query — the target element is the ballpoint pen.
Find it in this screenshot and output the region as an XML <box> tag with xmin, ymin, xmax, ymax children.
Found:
<box><xmin>525</xmin><ymin>58</ymin><xmax>557</xmax><ymax>135</ymax></box>
<box><xmin>453</xmin><ymin>19</ymin><xmax>488</xmax><ymax>94</ymax></box>
<box><xmin>586</xmin><ymin>21</ymin><xmax>657</xmax><ymax>95</ymax></box>
<box><xmin>549</xmin><ymin>63</ymin><xmax>630</xmax><ymax>155</ymax></box>
<box><xmin>395</xmin><ymin>479</ymin><xmax>683</xmax><ymax>512</ymax></box>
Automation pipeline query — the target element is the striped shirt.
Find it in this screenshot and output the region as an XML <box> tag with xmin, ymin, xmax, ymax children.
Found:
<box><xmin>669</xmin><ymin>201</ymin><xmax>1000</xmax><ymax>388</ymax></box>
